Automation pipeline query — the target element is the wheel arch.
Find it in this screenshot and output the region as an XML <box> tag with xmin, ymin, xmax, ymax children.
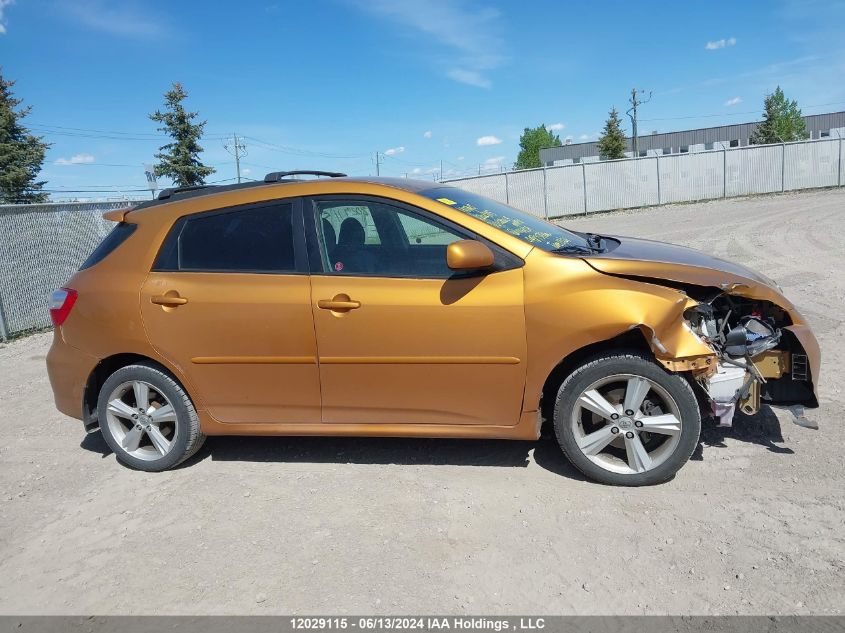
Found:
<box><xmin>82</xmin><ymin>353</ymin><xmax>189</xmax><ymax>431</ymax></box>
<box><xmin>539</xmin><ymin>329</ymin><xmax>655</xmax><ymax>428</ymax></box>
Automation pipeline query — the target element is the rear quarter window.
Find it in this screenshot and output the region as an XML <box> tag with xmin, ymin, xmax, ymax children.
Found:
<box><xmin>79</xmin><ymin>223</ymin><xmax>137</xmax><ymax>270</ymax></box>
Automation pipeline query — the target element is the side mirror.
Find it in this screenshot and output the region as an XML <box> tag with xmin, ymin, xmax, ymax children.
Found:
<box><xmin>446</xmin><ymin>240</ymin><xmax>495</xmax><ymax>271</ymax></box>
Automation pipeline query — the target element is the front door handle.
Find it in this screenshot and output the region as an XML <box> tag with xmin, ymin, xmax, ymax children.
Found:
<box><xmin>318</xmin><ymin>297</ymin><xmax>361</xmax><ymax>311</ymax></box>
<box><xmin>151</xmin><ymin>294</ymin><xmax>188</xmax><ymax>307</ymax></box>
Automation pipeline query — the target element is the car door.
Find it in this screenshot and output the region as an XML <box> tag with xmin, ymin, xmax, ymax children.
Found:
<box><xmin>140</xmin><ymin>198</ymin><xmax>321</xmax><ymax>424</ymax></box>
<box><xmin>306</xmin><ymin>196</ymin><xmax>527</xmax><ymax>427</ymax></box>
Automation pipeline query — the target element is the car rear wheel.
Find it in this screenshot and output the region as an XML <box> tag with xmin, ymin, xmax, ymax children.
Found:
<box><xmin>553</xmin><ymin>351</ymin><xmax>700</xmax><ymax>486</ymax></box>
<box><xmin>97</xmin><ymin>363</ymin><xmax>205</xmax><ymax>471</ymax></box>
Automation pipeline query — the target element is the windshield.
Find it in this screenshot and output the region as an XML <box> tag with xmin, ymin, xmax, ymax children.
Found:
<box><xmin>419</xmin><ymin>186</ymin><xmax>590</xmax><ymax>252</ymax></box>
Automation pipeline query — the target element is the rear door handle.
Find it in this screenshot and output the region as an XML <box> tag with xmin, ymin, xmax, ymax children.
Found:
<box><xmin>151</xmin><ymin>294</ymin><xmax>188</xmax><ymax>307</ymax></box>
<box><xmin>318</xmin><ymin>298</ymin><xmax>361</xmax><ymax>311</ymax></box>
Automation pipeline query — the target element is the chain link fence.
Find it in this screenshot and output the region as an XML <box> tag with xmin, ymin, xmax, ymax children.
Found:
<box><xmin>443</xmin><ymin>136</ymin><xmax>845</xmax><ymax>218</ymax></box>
<box><xmin>0</xmin><ymin>201</ymin><xmax>144</xmax><ymax>340</ymax></box>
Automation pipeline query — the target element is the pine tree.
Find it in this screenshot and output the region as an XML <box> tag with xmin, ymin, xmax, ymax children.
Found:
<box><xmin>596</xmin><ymin>108</ymin><xmax>627</xmax><ymax>160</ymax></box>
<box><xmin>750</xmin><ymin>86</ymin><xmax>809</xmax><ymax>144</ymax></box>
<box><xmin>0</xmin><ymin>70</ymin><xmax>50</xmax><ymax>203</ymax></box>
<box><xmin>515</xmin><ymin>124</ymin><xmax>561</xmax><ymax>169</ymax></box>
<box><xmin>149</xmin><ymin>83</ymin><xmax>214</xmax><ymax>187</ymax></box>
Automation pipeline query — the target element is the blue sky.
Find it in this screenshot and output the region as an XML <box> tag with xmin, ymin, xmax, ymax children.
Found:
<box><xmin>2</xmin><ymin>0</ymin><xmax>844</xmax><ymax>199</ymax></box>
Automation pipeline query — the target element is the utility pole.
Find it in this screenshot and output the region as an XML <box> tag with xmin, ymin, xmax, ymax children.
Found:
<box><xmin>224</xmin><ymin>133</ymin><xmax>247</xmax><ymax>183</ymax></box>
<box><xmin>626</xmin><ymin>89</ymin><xmax>652</xmax><ymax>158</ymax></box>
<box><xmin>439</xmin><ymin>159</ymin><xmax>443</xmax><ymax>181</ymax></box>
<box><xmin>374</xmin><ymin>152</ymin><xmax>382</xmax><ymax>176</ymax></box>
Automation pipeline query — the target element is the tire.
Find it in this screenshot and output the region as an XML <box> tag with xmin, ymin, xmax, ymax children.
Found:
<box><xmin>553</xmin><ymin>351</ymin><xmax>700</xmax><ymax>486</ymax></box>
<box><xmin>97</xmin><ymin>362</ymin><xmax>205</xmax><ymax>471</ymax></box>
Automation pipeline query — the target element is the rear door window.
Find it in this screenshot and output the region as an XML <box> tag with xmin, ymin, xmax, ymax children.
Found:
<box><xmin>154</xmin><ymin>202</ymin><xmax>297</xmax><ymax>273</ymax></box>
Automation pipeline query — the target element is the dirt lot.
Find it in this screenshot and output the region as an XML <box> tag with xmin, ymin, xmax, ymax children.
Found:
<box><xmin>1</xmin><ymin>188</ymin><xmax>843</xmax><ymax>615</ymax></box>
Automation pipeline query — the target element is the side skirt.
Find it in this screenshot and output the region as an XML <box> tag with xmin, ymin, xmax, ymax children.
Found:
<box><xmin>197</xmin><ymin>409</ymin><xmax>541</xmax><ymax>441</ymax></box>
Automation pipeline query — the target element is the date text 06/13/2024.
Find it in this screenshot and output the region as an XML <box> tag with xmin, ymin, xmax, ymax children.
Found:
<box><xmin>290</xmin><ymin>617</ymin><xmax>547</xmax><ymax>630</ymax></box>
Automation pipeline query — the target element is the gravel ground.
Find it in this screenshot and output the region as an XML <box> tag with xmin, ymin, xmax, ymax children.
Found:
<box><xmin>0</xmin><ymin>188</ymin><xmax>843</xmax><ymax>615</ymax></box>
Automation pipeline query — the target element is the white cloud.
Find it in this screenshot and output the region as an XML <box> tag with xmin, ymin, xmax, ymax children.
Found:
<box><xmin>457</xmin><ymin>156</ymin><xmax>465</xmax><ymax>161</ymax></box>
<box><xmin>481</xmin><ymin>156</ymin><xmax>505</xmax><ymax>171</ymax></box>
<box><xmin>353</xmin><ymin>1</ymin><xmax>504</xmax><ymax>88</ymax></box>
<box><xmin>0</xmin><ymin>0</ymin><xmax>13</xmax><ymax>34</ymax></box>
<box><xmin>55</xmin><ymin>153</ymin><xmax>95</xmax><ymax>165</ymax></box>
<box><xmin>548</xmin><ymin>122</ymin><xmax>565</xmax><ymax>131</ymax></box>
<box><xmin>705</xmin><ymin>37</ymin><xmax>736</xmax><ymax>50</ymax></box>
<box><xmin>579</xmin><ymin>134</ymin><xmax>590</xmax><ymax>141</ymax></box>
<box><xmin>724</xmin><ymin>96</ymin><xmax>742</xmax><ymax>106</ymax></box>
<box><xmin>476</xmin><ymin>135</ymin><xmax>502</xmax><ymax>146</ymax></box>
<box><xmin>411</xmin><ymin>167</ymin><xmax>422</xmax><ymax>175</ymax></box>
<box><xmin>242</xmin><ymin>168</ymin><xmax>252</xmax><ymax>176</ymax></box>
<box><xmin>62</xmin><ymin>2</ymin><xmax>164</xmax><ymax>38</ymax></box>
<box><xmin>384</xmin><ymin>146</ymin><xmax>405</xmax><ymax>156</ymax></box>
<box><xmin>446</xmin><ymin>68</ymin><xmax>491</xmax><ymax>89</ymax></box>
<box><xmin>423</xmin><ymin>130</ymin><xmax>432</xmax><ymax>138</ymax></box>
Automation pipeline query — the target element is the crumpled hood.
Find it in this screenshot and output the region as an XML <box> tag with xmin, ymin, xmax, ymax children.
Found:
<box><xmin>584</xmin><ymin>235</ymin><xmax>778</xmax><ymax>290</ymax></box>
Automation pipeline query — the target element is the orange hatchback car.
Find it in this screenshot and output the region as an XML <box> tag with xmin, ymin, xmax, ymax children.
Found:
<box><xmin>46</xmin><ymin>171</ymin><xmax>819</xmax><ymax>485</ymax></box>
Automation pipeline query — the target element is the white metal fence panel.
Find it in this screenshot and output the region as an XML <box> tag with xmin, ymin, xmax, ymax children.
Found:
<box><xmin>658</xmin><ymin>151</ymin><xmax>724</xmax><ymax>203</ymax></box>
<box><xmin>585</xmin><ymin>157</ymin><xmax>659</xmax><ymax>212</ymax></box>
<box><xmin>443</xmin><ymin>137</ymin><xmax>843</xmax><ymax>218</ymax></box>
<box><xmin>726</xmin><ymin>145</ymin><xmax>782</xmax><ymax>196</ymax></box>
<box><xmin>443</xmin><ymin>174</ymin><xmax>508</xmax><ymax>203</ymax></box>
<box><xmin>505</xmin><ymin>169</ymin><xmax>546</xmax><ymax>217</ymax></box>
<box><xmin>545</xmin><ymin>165</ymin><xmax>586</xmax><ymax>217</ymax></box>
<box><xmin>0</xmin><ymin>202</ymin><xmax>139</xmax><ymax>338</ymax></box>
<box><xmin>841</xmin><ymin>137</ymin><xmax>845</xmax><ymax>186</ymax></box>
<box><xmin>784</xmin><ymin>139</ymin><xmax>839</xmax><ymax>191</ymax></box>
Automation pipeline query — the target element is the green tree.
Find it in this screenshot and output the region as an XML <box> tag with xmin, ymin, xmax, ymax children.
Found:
<box><xmin>0</xmin><ymin>70</ymin><xmax>50</xmax><ymax>203</ymax></box>
<box><xmin>750</xmin><ymin>86</ymin><xmax>809</xmax><ymax>144</ymax></box>
<box><xmin>515</xmin><ymin>124</ymin><xmax>561</xmax><ymax>170</ymax></box>
<box><xmin>149</xmin><ymin>83</ymin><xmax>214</xmax><ymax>187</ymax></box>
<box><xmin>596</xmin><ymin>107</ymin><xmax>627</xmax><ymax>160</ymax></box>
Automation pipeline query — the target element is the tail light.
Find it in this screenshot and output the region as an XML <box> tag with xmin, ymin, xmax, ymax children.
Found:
<box><xmin>49</xmin><ymin>288</ymin><xmax>78</xmax><ymax>326</ymax></box>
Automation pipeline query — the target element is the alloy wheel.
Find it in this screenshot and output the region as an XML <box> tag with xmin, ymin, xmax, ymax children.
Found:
<box><xmin>570</xmin><ymin>373</ymin><xmax>683</xmax><ymax>475</ymax></box>
<box><xmin>105</xmin><ymin>380</ymin><xmax>179</xmax><ymax>461</ymax></box>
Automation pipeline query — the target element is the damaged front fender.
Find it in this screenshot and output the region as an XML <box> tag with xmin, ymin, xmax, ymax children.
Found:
<box><xmin>524</xmin><ymin>254</ymin><xmax>720</xmax><ymax>413</ymax></box>
<box><xmin>629</xmin><ymin>295</ymin><xmax>718</xmax><ymax>375</ymax></box>
<box><xmin>524</xmin><ymin>251</ymin><xmax>819</xmax><ymax>426</ymax></box>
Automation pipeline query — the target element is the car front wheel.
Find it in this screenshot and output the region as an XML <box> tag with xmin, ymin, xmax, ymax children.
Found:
<box><xmin>553</xmin><ymin>351</ymin><xmax>701</xmax><ymax>486</ymax></box>
<box><xmin>97</xmin><ymin>363</ymin><xmax>205</xmax><ymax>471</ymax></box>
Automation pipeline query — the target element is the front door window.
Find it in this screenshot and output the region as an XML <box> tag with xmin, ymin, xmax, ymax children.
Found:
<box><xmin>316</xmin><ymin>200</ymin><xmax>462</xmax><ymax>278</ymax></box>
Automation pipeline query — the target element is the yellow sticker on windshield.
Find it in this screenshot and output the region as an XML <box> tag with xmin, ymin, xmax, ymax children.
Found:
<box><xmin>436</xmin><ymin>197</ymin><xmax>457</xmax><ymax>205</ymax></box>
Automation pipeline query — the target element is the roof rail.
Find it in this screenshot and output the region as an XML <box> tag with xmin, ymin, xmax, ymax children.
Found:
<box><xmin>157</xmin><ymin>184</ymin><xmax>213</xmax><ymax>200</ymax></box>
<box><xmin>263</xmin><ymin>170</ymin><xmax>347</xmax><ymax>183</ymax></box>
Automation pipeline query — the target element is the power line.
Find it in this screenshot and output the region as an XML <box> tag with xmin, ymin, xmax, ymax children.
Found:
<box><xmin>31</xmin><ymin>122</ymin><xmax>232</xmax><ymax>138</ymax></box>
<box><xmin>29</xmin><ymin>123</ymin><xmax>231</xmax><ymax>142</ymax></box>
<box><xmin>30</xmin><ymin>176</ymin><xmax>241</xmax><ymax>193</ymax></box>
<box><xmin>51</xmin><ymin>162</ymin><xmax>139</xmax><ymax>167</ymax></box>
<box><xmin>28</xmin><ymin>122</ymin><xmax>368</xmax><ymax>162</ymax></box>
<box><xmin>33</xmin><ymin>188</ymin><xmax>153</xmax><ymax>193</ymax></box>
<box><xmin>30</xmin><ymin>123</ymin><xmax>166</xmax><ymax>138</ymax></box>
<box><xmin>382</xmin><ymin>153</ymin><xmax>432</xmax><ymax>167</ymax></box>
<box><xmin>243</xmin><ymin>136</ymin><xmax>367</xmax><ymax>160</ymax></box>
